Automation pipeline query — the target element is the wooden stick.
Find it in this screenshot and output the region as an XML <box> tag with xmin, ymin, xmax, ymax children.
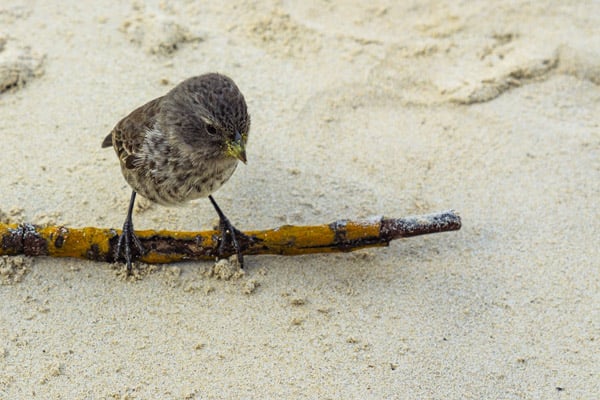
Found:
<box><xmin>0</xmin><ymin>210</ymin><xmax>461</xmax><ymax>264</ymax></box>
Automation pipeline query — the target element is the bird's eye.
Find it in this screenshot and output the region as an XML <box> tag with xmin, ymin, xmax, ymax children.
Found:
<box><xmin>206</xmin><ymin>125</ymin><xmax>217</xmax><ymax>135</ymax></box>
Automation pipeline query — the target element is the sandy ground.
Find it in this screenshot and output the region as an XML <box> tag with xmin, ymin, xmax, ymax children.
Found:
<box><xmin>1</xmin><ymin>0</ymin><xmax>599</xmax><ymax>398</ymax></box>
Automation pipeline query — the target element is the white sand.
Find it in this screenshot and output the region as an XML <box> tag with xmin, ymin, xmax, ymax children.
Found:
<box><xmin>0</xmin><ymin>1</ymin><xmax>598</xmax><ymax>398</ymax></box>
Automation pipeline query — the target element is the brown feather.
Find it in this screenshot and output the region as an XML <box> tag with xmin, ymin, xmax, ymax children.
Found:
<box><xmin>101</xmin><ymin>133</ymin><xmax>113</xmax><ymax>148</ymax></box>
<box><xmin>107</xmin><ymin>96</ymin><xmax>164</xmax><ymax>169</ymax></box>
<box><xmin>102</xmin><ymin>73</ymin><xmax>249</xmax><ymax>206</ymax></box>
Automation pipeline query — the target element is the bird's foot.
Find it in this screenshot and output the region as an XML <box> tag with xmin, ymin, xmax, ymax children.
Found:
<box><xmin>115</xmin><ymin>218</ymin><xmax>146</xmax><ymax>274</ymax></box>
<box><xmin>215</xmin><ymin>215</ymin><xmax>249</xmax><ymax>269</ymax></box>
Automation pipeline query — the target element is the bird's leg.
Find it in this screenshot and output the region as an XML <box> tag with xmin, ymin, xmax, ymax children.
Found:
<box><xmin>208</xmin><ymin>195</ymin><xmax>248</xmax><ymax>268</ymax></box>
<box><xmin>115</xmin><ymin>191</ymin><xmax>145</xmax><ymax>274</ymax></box>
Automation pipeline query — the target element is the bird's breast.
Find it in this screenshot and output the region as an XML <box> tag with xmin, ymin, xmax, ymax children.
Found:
<box><xmin>124</xmin><ymin>147</ymin><xmax>238</xmax><ymax>206</ymax></box>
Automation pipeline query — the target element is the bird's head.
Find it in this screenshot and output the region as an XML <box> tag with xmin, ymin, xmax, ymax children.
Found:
<box><xmin>163</xmin><ymin>73</ymin><xmax>250</xmax><ymax>163</ymax></box>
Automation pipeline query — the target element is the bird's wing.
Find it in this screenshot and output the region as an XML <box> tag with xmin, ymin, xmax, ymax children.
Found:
<box><xmin>104</xmin><ymin>96</ymin><xmax>163</xmax><ymax>169</ymax></box>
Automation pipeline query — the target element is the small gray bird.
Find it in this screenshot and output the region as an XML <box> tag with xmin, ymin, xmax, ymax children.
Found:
<box><xmin>102</xmin><ymin>73</ymin><xmax>250</xmax><ymax>272</ymax></box>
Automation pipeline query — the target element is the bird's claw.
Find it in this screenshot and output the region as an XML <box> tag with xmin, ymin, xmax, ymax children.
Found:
<box><xmin>216</xmin><ymin>217</ymin><xmax>248</xmax><ymax>269</ymax></box>
<box><xmin>115</xmin><ymin>219</ymin><xmax>145</xmax><ymax>274</ymax></box>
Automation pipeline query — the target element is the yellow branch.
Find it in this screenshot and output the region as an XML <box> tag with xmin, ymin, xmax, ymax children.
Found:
<box><xmin>0</xmin><ymin>210</ymin><xmax>461</xmax><ymax>264</ymax></box>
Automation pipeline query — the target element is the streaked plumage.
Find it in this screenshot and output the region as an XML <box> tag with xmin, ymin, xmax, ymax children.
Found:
<box><xmin>103</xmin><ymin>73</ymin><xmax>251</xmax><ymax>272</ymax></box>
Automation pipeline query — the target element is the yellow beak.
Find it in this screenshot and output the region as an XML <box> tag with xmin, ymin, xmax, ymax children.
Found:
<box><xmin>226</xmin><ymin>135</ymin><xmax>247</xmax><ymax>164</ymax></box>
